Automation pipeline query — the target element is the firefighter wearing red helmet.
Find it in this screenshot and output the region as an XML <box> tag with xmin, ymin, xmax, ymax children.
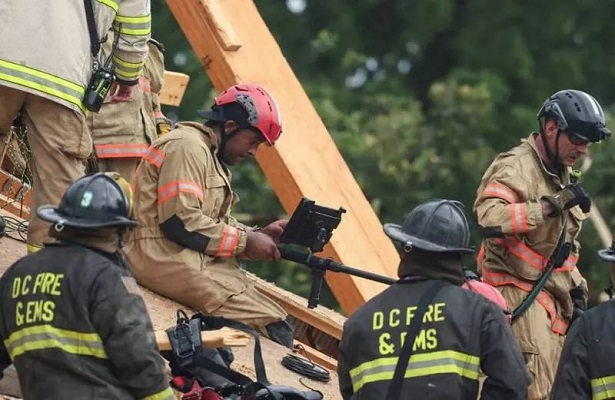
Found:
<box><xmin>125</xmin><ymin>83</ymin><xmax>293</xmax><ymax>347</ymax></box>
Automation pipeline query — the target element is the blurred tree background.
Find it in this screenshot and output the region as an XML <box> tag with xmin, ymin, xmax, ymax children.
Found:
<box><xmin>151</xmin><ymin>0</ymin><xmax>615</xmax><ymax>312</ymax></box>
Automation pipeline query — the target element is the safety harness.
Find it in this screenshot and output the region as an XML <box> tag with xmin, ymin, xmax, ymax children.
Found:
<box><xmin>163</xmin><ymin>310</ymin><xmax>323</xmax><ymax>400</ymax></box>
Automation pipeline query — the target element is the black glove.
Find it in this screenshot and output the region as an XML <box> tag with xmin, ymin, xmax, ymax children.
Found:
<box><xmin>570</xmin><ymin>307</ymin><xmax>584</xmax><ymax>327</ymax></box>
<box><xmin>569</xmin><ymin>285</ymin><xmax>587</xmax><ymax>311</ymax></box>
<box><xmin>542</xmin><ymin>183</ymin><xmax>591</xmax><ymax>216</ymax></box>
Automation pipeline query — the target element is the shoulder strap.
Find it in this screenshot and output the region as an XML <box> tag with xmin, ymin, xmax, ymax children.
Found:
<box><xmin>83</xmin><ymin>0</ymin><xmax>101</xmax><ymax>56</ymax></box>
<box><xmin>384</xmin><ymin>280</ymin><xmax>448</xmax><ymax>400</ymax></box>
<box><xmin>511</xmin><ymin>225</ymin><xmax>570</xmax><ymax>323</ymax></box>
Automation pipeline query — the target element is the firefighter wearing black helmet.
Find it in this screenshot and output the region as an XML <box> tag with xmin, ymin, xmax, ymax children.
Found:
<box><xmin>0</xmin><ymin>173</ymin><xmax>174</xmax><ymax>400</ymax></box>
<box><xmin>474</xmin><ymin>89</ymin><xmax>611</xmax><ymax>399</ymax></box>
<box><xmin>338</xmin><ymin>199</ymin><xmax>529</xmax><ymax>400</ymax></box>
<box><xmin>550</xmin><ymin>244</ymin><xmax>615</xmax><ymax>400</ymax></box>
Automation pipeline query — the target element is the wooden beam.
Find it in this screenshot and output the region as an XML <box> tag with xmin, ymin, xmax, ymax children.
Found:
<box><xmin>155</xmin><ymin>327</ymin><xmax>251</xmax><ymax>351</ymax></box>
<box><xmin>159</xmin><ymin>71</ymin><xmax>190</xmax><ymax>107</ymax></box>
<box><xmin>165</xmin><ymin>0</ymin><xmax>398</xmax><ymax>317</ymax></box>
<box><xmin>248</xmin><ymin>273</ymin><xmax>344</xmax><ymax>340</ymax></box>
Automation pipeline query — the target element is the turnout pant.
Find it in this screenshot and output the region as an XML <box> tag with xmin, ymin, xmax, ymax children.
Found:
<box><xmin>499</xmin><ymin>285</ymin><xmax>565</xmax><ymax>400</ymax></box>
<box><xmin>0</xmin><ymin>86</ymin><xmax>90</xmax><ymax>252</ymax></box>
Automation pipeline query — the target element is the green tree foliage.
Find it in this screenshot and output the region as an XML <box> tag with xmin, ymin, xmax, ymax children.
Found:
<box><xmin>152</xmin><ymin>0</ymin><xmax>615</xmax><ymax>311</ymax></box>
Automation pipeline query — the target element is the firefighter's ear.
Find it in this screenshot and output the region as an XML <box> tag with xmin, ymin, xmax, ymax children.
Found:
<box><xmin>223</xmin><ymin>120</ymin><xmax>239</xmax><ymax>135</ymax></box>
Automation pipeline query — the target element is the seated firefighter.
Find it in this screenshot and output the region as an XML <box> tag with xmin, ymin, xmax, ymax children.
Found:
<box><xmin>0</xmin><ymin>173</ymin><xmax>173</xmax><ymax>400</ymax></box>
<box><xmin>125</xmin><ymin>83</ymin><xmax>293</xmax><ymax>347</ymax></box>
<box><xmin>337</xmin><ymin>199</ymin><xmax>530</xmax><ymax>400</ymax></box>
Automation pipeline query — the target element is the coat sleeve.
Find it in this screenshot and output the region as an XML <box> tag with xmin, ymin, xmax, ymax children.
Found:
<box><xmin>337</xmin><ymin>345</ymin><xmax>354</xmax><ymax>400</ymax></box>
<box><xmin>89</xmin><ymin>264</ymin><xmax>174</xmax><ymax>400</ymax></box>
<box><xmin>474</xmin><ymin>164</ymin><xmax>545</xmax><ymax>236</ymax></box>
<box><xmin>111</xmin><ymin>0</ymin><xmax>151</xmax><ymax>84</ymax></box>
<box><xmin>550</xmin><ymin>316</ymin><xmax>590</xmax><ymax>399</ymax></box>
<box><xmin>0</xmin><ymin>340</ymin><xmax>10</xmax><ymax>379</ymax></box>
<box><xmin>156</xmin><ymin>142</ymin><xmax>248</xmax><ymax>256</ymax></box>
<box><xmin>479</xmin><ymin>302</ymin><xmax>530</xmax><ymax>400</ymax></box>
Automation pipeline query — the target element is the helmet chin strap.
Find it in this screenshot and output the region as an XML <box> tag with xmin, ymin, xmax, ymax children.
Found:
<box><xmin>540</xmin><ymin>124</ymin><xmax>564</xmax><ymax>175</ymax></box>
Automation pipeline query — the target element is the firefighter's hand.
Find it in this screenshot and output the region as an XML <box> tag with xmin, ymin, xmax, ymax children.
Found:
<box><xmin>541</xmin><ymin>183</ymin><xmax>591</xmax><ymax>216</ymax></box>
<box><xmin>261</xmin><ymin>219</ymin><xmax>288</xmax><ymax>244</ymax></box>
<box><xmin>243</xmin><ymin>230</ymin><xmax>281</xmax><ymax>261</ymax></box>
<box><xmin>109</xmin><ymin>82</ymin><xmax>135</xmax><ymax>103</ymax></box>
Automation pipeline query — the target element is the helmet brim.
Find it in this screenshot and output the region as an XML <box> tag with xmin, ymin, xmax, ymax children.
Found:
<box><xmin>197</xmin><ymin>109</ymin><xmax>226</xmax><ymax>122</ymax></box>
<box><xmin>383</xmin><ymin>223</ymin><xmax>475</xmax><ymax>254</ymax></box>
<box><xmin>598</xmin><ymin>249</ymin><xmax>615</xmax><ymax>263</ymax></box>
<box><xmin>37</xmin><ymin>205</ymin><xmax>138</xmax><ymax>229</ymax></box>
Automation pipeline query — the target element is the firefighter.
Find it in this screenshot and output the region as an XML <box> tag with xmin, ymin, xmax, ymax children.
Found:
<box><xmin>0</xmin><ymin>173</ymin><xmax>174</xmax><ymax>399</ymax></box>
<box><xmin>549</xmin><ymin>243</ymin><xmax>615</xmax><ymax>400</ymax></box>
<box><xmin>125</xmin><ymin>83</ymin><xmax>293</xmax><ymax>348</ymax></box>
<box><xmin>474</xmin><ymin>89</ymin><xmax>611</xmax><ymax>399</ymax></box>
<box><xmin>338</xmin><ymin>199</ymin><xmax>529</xmax><ymax>399</ymax></box>
<box><xmin>88</xmin><ymin>34</ymin><xmax>173</xmax><ymax>183</ymax></box>
<box><xmin>0</xmin><ymin>0</ymin><xmax>150</xmax><ymax>254</ymax></box>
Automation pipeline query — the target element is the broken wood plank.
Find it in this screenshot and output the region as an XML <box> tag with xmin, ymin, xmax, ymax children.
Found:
<box><xmin>159</xmin><ymin>71</ymin><xmax>190</xmax><ymax>107</ymax></box>
<box><xmin>293</xmin><ymin>340</ymin><xmax>338</xmax><ymax>371</ymax></box>
<box><xmin>166</xmin><ymin>0</ymin><xmax>398</xmax><ymax>317</ymax></box>
<box><xmin>155</xmin><ymin>327</ymin><xmax>251</xmax><ymax>351</ymax></box>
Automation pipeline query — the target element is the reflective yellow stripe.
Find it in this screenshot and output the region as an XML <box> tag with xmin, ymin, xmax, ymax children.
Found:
<box><xmin>4</xmin><ymin>325</ymin><xmax>108</xmax><ymax>361</ymax></box>
<box><xmin>27</xmin><ymin>244</ymin><xmax>42</xmax><ymax>254</ymax></box>
<box><xmin>0</xmin><ymin>59</ymin><xmax>85</xmax><ymax>112</ymax></box>
<box><xmin>96</xmin><ymin>0</ymin><xmax>119</xmax><ymax>12</ymax></box>
<box><xmin>349</xmin><ymin>350</ymin><xmax>480</xmax><ymax>392</ymax></box>
<box><xmin>592</xmin><ymin>375</ymin><xmax>615</xmax><ymax>400</ymax></box>
<box><xmin>115</xmin><ymin>15</ymin><xmax>151</xmax><ymax>24</ymax></box>
<box><xmin>112</xmin><ymin>55</ymin><xmax>144</xmax><ymax>80</ymax></box>
<box><xmin>113</xmin><ymin>14</ymin><xmax>151</xmax><ymax>36</ymax></box>
<box><xmin>142</xmin><ymin>387</ymin><xmax>175</xmax><ymax>400</ymax></box>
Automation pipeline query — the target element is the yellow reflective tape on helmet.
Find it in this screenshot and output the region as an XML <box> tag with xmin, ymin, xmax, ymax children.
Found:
<box><xmin>4</xmin><ymin>324</ymin><xmax>108</xmax><ymax>361</ymax></box>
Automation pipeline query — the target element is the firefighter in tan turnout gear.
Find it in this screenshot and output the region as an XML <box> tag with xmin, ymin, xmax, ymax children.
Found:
<box><xmin>474</xmin><ymin>89</ymin><xmax>611</xmax><ymax>399</ymax></box>
<box><xmin>125</xmin><ymin>83</ymin><xmax>294</xmax><ymax>347</ymax></box>
<box><xmin>0</xmin><ymin>173</ymin><xmax>173</xmax><ymax>400</ymax></box>
<box><xmin>0</xmin><ymin>0</ymin><xmax>151</xmax><ymax>254</ymax></box>
<box><xmin>338</xmin><ymin>199</ymin><xmax>529</xmax><ymax>399</ymax></box>
<box><xmin>87</xmin><ymin>34</ymin><xmax>172</xmax><ymax>183</ymax></box>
